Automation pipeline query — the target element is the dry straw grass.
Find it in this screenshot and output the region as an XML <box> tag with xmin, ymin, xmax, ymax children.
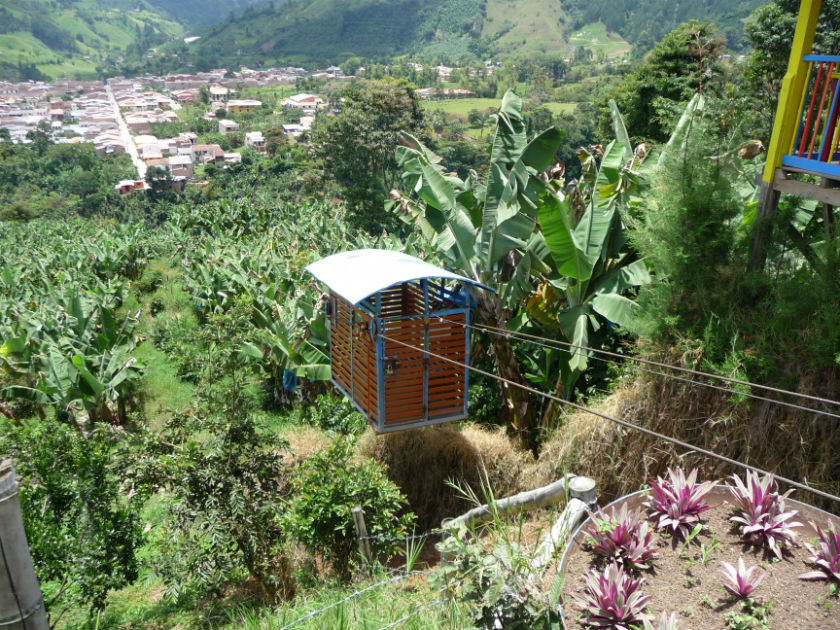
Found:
<box><xmin>540</xmin><ymin>351</ymin><xmax>840</xmax><ymax>512</ymax></box>
<box><xmin>356</xmin><ymin>423</ymin><xmax>537</xmax><ymax>530</ymax></box>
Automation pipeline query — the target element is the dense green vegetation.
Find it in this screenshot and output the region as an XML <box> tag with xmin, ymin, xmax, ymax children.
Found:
<box><xmin>4</xmin><ymin>4</ymin><xmax>840</xmax><ymax>628</ymax></box>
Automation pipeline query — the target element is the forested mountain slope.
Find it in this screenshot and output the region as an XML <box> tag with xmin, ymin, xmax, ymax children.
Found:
<box><xmin>0</xmin><ymin>0</ymin><xmax>271</xmax><ymax>80</ymax></box>
<box><xmin>565</xmin><ymin>0</ymin><xmax>765</xmax><ymax>49</ymax></box>
<box><xmin>0</xmin><ymin>0</ymin><xmax>181</xmax><ymax>79</ymax></box>
<box><xmin>182</xmin><ymin>0</ymin><xmax>763</xmax><ymax>68</ymax></box>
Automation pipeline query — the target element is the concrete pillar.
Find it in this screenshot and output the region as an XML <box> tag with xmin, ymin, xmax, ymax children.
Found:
<box><xmin>0</xmin><ymin>460</ymin><xmax>49</xmax><ymax>630</ymax></box>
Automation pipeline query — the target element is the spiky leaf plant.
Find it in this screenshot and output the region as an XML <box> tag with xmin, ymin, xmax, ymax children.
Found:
<box><xmin>584</xmin><ymin>504</ymin><xmax>658</xmax><ymax>570</ymax></box>
<box><xmin>644</xmin><ymin>467</ymin><xmax>714</xmax><ymax>539</ymax></box>
<box><xmin>728</xmin><ymin>471</ymin><xmax>801</xmax><ymax>559</ymax></box>
<box><xmin>800</xmin><ymin>521</ymin><xmax>840</xmax><ymax>582</ymax></box>
<box><xmin>720</xmin><ymin>557</ymin><xmax>767</xmax><ymax>599</ymax></box>
<box><xmin>643</xmin><ymin>611</ymin><xmax>679</xmax><ymax>630</ymax></box>
<box><xmin>572</xmin><ymin>562</ymin><xmax>651</xmax><ymax>630</ymax></box>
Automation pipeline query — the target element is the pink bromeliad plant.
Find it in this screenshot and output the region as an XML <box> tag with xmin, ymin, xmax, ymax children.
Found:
<box><xmin>584</xmin><ymin>504</ymin><xmax>657</xmax><ymax>570</ymax></box>
<box><xmin>727</xmin><ymin>470</ymin><xmax>801</xmax><ymax>558</ymax></box>
<box><xmin>572</xmin><ymin>562</ymin><xmax>651</xmax><ymax>630</ymax></box>
<box><xmin>719</xmin><ymin>557</ymin><xmax>767</xmax><ymax>598</ymax></box>
<box><xmin>644</xmin><ymin>467</ymin><xmax>714</xmax><ymax>539</ymax></box>
<box><xmin>800</xmin><ymin>521</ymin><xmax>840</xmax><ymax>582</ymax></box>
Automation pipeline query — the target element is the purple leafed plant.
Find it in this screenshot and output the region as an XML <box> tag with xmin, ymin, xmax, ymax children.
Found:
<box><xmin>644</xmin><ymin>467</ymin><xmax>714</xmax><ymax>539</ymax></box>
<box><xmin>720</xmin><ymin>557</ymin><xmax>767</xmax><ymax>599</ymax></box>
<box><xmin>727</xmin><ymin>470</ymin><xmax>801</xmax><ymax>559</ymax></box>
<box><xmin>800</xmin><ymin>521</ymin><xmax>840</xmax><ymax>582</ymax></box>
<box><xmin>584</xmin><ymin>504</ymin><xmax>658</xmax><ymax>570</ymax></box>
<box><xmin>643</xmin><ymin>611</ymin><xmax>679</xmax><ymax>630</ymax></box>
<box><xmin>572</xmin><ymin>562</ymin><xmax>652</xmax><ymax>630</ymax></box>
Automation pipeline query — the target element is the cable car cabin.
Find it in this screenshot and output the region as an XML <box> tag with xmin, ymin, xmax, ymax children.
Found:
<box><xmin>306</xmin><ymin>249</ymin><xmax>492</xmax><ymax>433</ymax></box>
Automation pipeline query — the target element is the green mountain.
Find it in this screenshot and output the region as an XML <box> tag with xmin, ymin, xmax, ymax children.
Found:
<box><xmin>143</xmin><ymin>0</ymin><xmax>272</xmax><ymax>27</ymax></box>
<box><xmin>179</xmin><ymin>0</ymin><xmax>763</xmax><ymax>69</ymax></box>
<box><xmin>0</xmin><ymin>0</ymin><xmax>272</xmax><ymax>80</ymax></box>
<box><xmin>0</xmin><ymin>0</ymin><xmax>182</xmax><ymax>79</ymax></box>
<box><xmin>565</xmin><ymin>0</ymin><xmax>766</xmax><ymax>50</ymax></box>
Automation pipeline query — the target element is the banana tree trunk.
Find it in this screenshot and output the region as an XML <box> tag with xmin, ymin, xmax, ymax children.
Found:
<box><xmin>475</xmin><ymin>294</ymin><xmax>534</xmax><ymax>447</ymax></box>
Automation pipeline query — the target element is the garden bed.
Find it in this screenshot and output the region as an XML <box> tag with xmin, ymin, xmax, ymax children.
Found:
<box><xmin>560</xmin><ymin>482</ymin><xmax>840</xmax><ymax>629</ymax></box>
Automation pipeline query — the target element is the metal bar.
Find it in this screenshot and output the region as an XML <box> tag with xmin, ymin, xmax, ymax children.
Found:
<box><xmin>422</xmin><ymin>280</ymin><xmax>429</xmax><ymax>424</ymax></box>
<box><xmin>804</xmin><ymin>54</ymin><xmax>840</xmax><ymax>62</ymax></box>
<box><xmin>820</xmin><ymin>73</ymin><xmax>840</xmax><ymax>161</ymax></box>
<box><xmin>375</xmin><ymin>294</ymin><xmax>384</xmax><ymax>431</ymax></box>
<box><xmin>381</xmin><ymin>307</ymin><xmax>471</xmax><ymax>323</ymax></box>
<box><xmin>423</xmin><ymin>319</ymin><xmax>429</xmax><ymax>423</ymax></box>
<box><xmin>463</xmin><ymin>306</ymin><xmax>471</xmax><ymax>417</ymax></box>
<box><xmin>349</xmin><ymin>308</ymin><xmax>355</xmax><ymax>403</ymax></box>
<box><xmin>800</xmin><ymin>61</ymin><xmax>825</xmax><ymax>156</ymax></box>
<box><xmin>782</xmin><ymin>154</ymin><xmax>840</xmax><ymax>177</ymax></box>
<box><xmin>808</xmin><ymin>62</ymin><xmax>834</xmax><ymax>157</ymax></box>
<box><xmin>330</xmin><ymin>378</ymin><xmax>374</xmax><ymax>424</ymax></box>
<box><xmin>374</xmin><ymin>411</ymin><xmax>470</xmax><ymax>433</ymax></box>
<box><xmin>792</xmin><ymin>61</ymin><xmax>815</xmax><ymax>155</ymax></box>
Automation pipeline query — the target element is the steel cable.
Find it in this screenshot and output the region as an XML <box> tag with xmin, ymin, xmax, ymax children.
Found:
<box><xmin>380</xmin><ymin>333</ymin><xmax>840</xmax><ymax>506</ymax></box>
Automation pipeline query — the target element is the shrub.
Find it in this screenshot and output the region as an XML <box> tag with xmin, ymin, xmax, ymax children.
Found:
<box><xmin>1</xmin><ymin>419</ymin><xmax>143</xmax><ymax>624</ymax></box>
<box><xmin>142</xmin><ymin>412</ymin><xmax>295</xmax><ymax>602</ymax></box>
<box><xmin>284</xmin><ymin>438</ymin><xmax>414</xmax><ymax>580</ymax></box>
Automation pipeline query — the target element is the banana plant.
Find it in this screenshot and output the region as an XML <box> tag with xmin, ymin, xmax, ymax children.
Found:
<box><xmin>392</xmin><ymin>90</ymin><xmax>564</xmax><ymax>443</ymax></box>
<box><xmin>529</xmin><ymin>138</ymin><xmax>650</xmax><ymax>398</ymax></box>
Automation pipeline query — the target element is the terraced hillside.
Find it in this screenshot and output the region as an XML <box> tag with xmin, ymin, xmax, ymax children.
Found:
<box><xmin>0</xmin><ymin>0</ymin><xmax>181</xmax><ymax>79</ymax></box>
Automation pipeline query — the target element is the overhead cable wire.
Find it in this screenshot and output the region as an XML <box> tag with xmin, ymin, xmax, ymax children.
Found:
<box><xmin>443</xmin><ymin>318</ymin><xmax>840</xmax><ymax>421</ymax></box>
<box><xmin>380</xmin><ymin>333</ymin><xmax>840</xmax><ymax>506</ymax></box>
<box><xmin>451</xmin><ymin>318</ymin><xmax>840</xmax><ymax>410</ymax></box>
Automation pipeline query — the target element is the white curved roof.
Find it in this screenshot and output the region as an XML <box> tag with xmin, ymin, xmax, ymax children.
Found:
<box><xmin>305</xmin><ymin>249</ymin><xmax>492</xmax><ymax>305</ymax></box>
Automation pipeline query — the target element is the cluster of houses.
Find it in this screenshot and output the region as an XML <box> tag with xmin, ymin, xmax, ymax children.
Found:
<box><xmin>0</xmin><ymin>79</ymin><xmax>126</xmax><ymax>153</ymax></box>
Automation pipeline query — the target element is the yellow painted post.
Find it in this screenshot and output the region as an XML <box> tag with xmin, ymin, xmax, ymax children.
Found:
<box><xmin>763</xmin><ymin>0</ymin><xmax>823</xmax><ymax>183</ymax></box>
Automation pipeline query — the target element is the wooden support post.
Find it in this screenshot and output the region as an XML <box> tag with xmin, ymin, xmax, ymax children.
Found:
<box><xmin>821</xmin><ymin>177</ymin><xmax>838</xmax><ymax>240</ymax></box>
<box><xmin>747</xmin><ymin>180</ymin><xmax>782</xmax><ymax>273</ymax></box>
<box><xmin>351</xmin><ymin>504</ymin><xmax>373</xmax><ymax>567</ymax></box>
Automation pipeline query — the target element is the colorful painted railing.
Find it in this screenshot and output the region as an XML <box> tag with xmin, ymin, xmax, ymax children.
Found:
<box><xmin>783</xmin><ymin>54</ymin><xmax>840</xmax><ymax>178</ymax></box>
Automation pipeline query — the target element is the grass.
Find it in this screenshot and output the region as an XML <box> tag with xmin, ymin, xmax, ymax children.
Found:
<box><xmin>568</xmin><ymin>21</ymin><xmax>632</xmax><ymax>58</ymax></box>
<box><xmin>482</xmin><ymin>0</ymin><xmax>568</xmax><ymax>56</ymax></box>
<box><xmin>421</xmin><ymin>97</ymin><xmax>501</xmax><ymax>116</ymax></box>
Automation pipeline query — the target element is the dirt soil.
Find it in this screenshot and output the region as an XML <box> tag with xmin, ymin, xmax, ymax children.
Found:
<box><xmin>560</xmin><ymin>487</ymin><xmax>840</xmax><ymax>630</ymax></box>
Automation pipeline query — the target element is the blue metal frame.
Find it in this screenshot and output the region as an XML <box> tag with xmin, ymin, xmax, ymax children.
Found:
<box><xmin>803</xmin><ymin>54</ymin><xmax>840</xmax><ymax>63</ymax></box>
<box><xmin>818</xmin><ymin>72</ymin><xmax>840</xmax><ymax>160</ymax></box>
<box><xmin>328</xmin><ymin>276</ymin><xmax>476</xmax><ymax>433</ymax></box>
<box><xmin>782</xmin><ymin>154</ymin><xmax>840</xmax><ymax>177</ymax></box>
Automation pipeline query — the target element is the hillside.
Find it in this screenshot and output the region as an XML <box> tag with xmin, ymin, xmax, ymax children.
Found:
<box><xmin>143</xmin><ymin>0</ymin><xmax>272</xmax><ymax>27</ymax></box>
<box><xmin>0</xmin><ymin>0</ymin><xmax>182</xmax><ymax>79</ymax></box>
<box><xmin>564</xmin><ymin>0</ymin><xmax>766</xmax><ymax>50</ymax></box>
<box><xmin>0</xmin><ymin>0</ymin><xmax>273</xmax><ymax>80</ymax></box>
<box><xmin>178</xmin><ymin>0</ymin><xmax>763</xmax><ymax>68</ymax></box>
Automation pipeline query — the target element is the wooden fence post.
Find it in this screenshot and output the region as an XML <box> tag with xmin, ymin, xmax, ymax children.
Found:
<box><xmin>351</xmin><ymin>504</ymin><xmax>373</xmax><ymax>567</ymax></box>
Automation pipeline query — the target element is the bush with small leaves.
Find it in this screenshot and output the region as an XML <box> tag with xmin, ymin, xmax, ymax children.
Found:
<box><xmin>284</xmin><ymin>438</ymin><xmax>414</xmax><ymax>580</ymax></box>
